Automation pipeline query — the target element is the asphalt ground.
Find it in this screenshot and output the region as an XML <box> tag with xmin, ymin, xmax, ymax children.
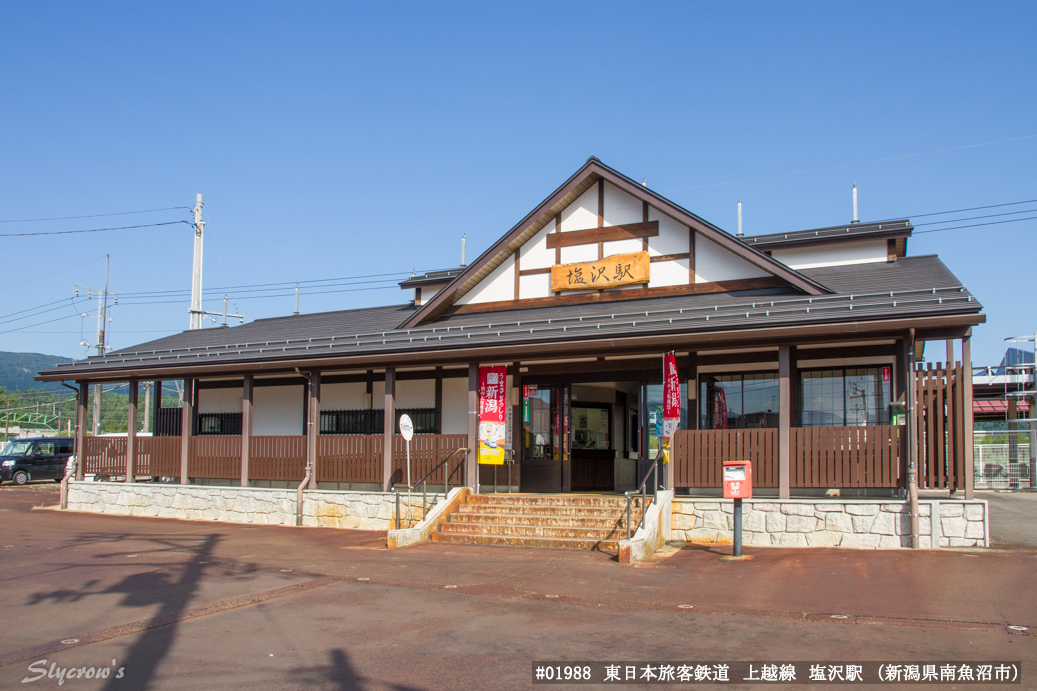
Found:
<box><xmin>0</xmin><ymin>483</ymin><xmax>1034</xmax><ymax>690</ymax></box>
<box><xmin>983</xmin><ymin>491</ymin><xmax>1037</xmax><ymax>547</ymax></box>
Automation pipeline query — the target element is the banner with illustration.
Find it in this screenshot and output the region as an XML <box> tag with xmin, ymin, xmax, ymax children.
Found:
<box><xmin>662</xmin><ymin>352</ymin><xmax>681</xmax><ymax>441</ymax></box>
<box><xmin>478</xmin><ymin>365</ymin><xmax>507</xmax><ymax>465</ymax></box>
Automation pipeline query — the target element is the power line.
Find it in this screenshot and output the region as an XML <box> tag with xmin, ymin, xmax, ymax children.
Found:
<box><xmin>0</xmin><ymin>220</ymin><xmax>188</xmax><ymax>238</ymax></box>
<box><xmin>662</xmin><ymin>134</ymin><xmax>1037</xmax><ymax>193</ymax></box>
<box><xmin>0</xmin><ymin>206</ymin><xmax>190</xmax><ymax>224</ymax></box>
<box><xmin>912</xmin><ymin>215</ymin><xmax>1032</xmax><ymax>234</ymax></box>
<box><xmin>914</xmin><ymin>207</ymin><xmax>1037</xmax><ymax>226</ymax></box>
<box><xmin>0</xmin><ymin>255</ymin><xmax>107</xmax><ymax>292</ymax></box>
<box><xmin>895</xmin><ymin>198</ymin><xmax>1037</xmax><ymax>220</ymax></box>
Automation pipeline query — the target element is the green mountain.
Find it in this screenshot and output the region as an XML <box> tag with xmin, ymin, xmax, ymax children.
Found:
<box><xmin>0</xmin><ymin>351</ymin><xmax>74</xmax><ymax>392</ymax></box>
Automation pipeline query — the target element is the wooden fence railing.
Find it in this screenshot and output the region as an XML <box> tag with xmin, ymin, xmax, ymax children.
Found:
<box><xmin>133</xmin><ymin>437</ymin><xmax>182</xmax><ymax>478</ymax></box>
<box><xmin>83</xmin><ymin>433</ymin><xmax>468</xmax><ymax>485</ymax></box>
<box><xmin>317</xmin><ymin>434</ymin><xmax>382</xmax><ymax>484</ymax></box>
<box><xmin>672</xmin><ymin>429</ymin><xmax>779</xmax><ymax>488</ymax></box>
<box><xmin>83</xmin><ymin>437</ymin><xmax>127</xmax><ymax>476</ymax></box>
<box><xmin>249</xmin><ymin>436</ymin><xmax>307</xmax><ymax>482</ymax></box>
<box><xmin>916</xmin><ymin>362</ymin><xmax>966</xmax><ymax>491</ymax></box>
<box><xmin>791</xmin><ymin>425</ymin><xmax>903</xmax><ymax>488</ymax></box>
<box><xmin>188</xmin><ymin>436</ymin><xmax>242</xmax><ymax>479</ymax></box>
<box><xmin>392</xmin><ymin>434</ymin><xmax>468</xmax><ymax>486</ymax></box>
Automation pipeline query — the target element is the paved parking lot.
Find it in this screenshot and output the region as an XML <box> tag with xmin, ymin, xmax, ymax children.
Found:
<box><xmin>0</xmin><ymin>483</ymin><xmax>1033</xmax><ymax>689</ymax></box>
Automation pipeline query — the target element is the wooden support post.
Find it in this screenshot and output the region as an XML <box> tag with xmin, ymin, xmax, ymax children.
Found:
<box><xmin>687</xmin><ymin>352</ymin><xmax>698</xmax><ymax>430</ymax></box>
<box><xmin>241</xmin><ymin>375</ymin><xmax>253</xmax><ymax>488</ymax></box>
<box><xmin>75</xmin><ymin>382</ymin><xmax>88</xmax><ymax>481</ymax></box>
<box><xmin>179</xmin><ymin>378</ymin><xmax>194</xmax><ymax>485</ymax></box>
<box><xmin>946</xmin><ymin>340</ymin><xmax>955</xmax><ymax>367</ymax></box>
<box><xmin>153</xmin><ymin>381</ymin><xmax>162</xmax><ymax>435</ymax></box>
<box><xmin>382</xmin><ymin>368</ymin><xmax>395</xmax><ymax>491</ymax></box>
<box><xmin>307</xmin><ymin>371</ymin><xmax>321</xmax><ymax>490</ymax></box>
<box><xmin>126</xmin><ymin>379</ymin><xmax>137</xmax><ymax>483</ymax></box>
<box><xmin>468</xmin><ymin>362</ymin><xmax>479</xmax><ymax>489</ymax></box>
<box><xmin>434</xmin><ymin>366</ymin><xmax>443</xmax><ymax>434</ymax></box>
<box><xmin>778</xmin><ymin>345</ymin><xmax>791</xmax><ymax>499</ymax></box>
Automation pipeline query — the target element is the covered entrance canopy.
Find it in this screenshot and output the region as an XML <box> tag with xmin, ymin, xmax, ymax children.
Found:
<box><xmin>37</xmin><ymin>158</ymin><xmax>984</xmax><ymax>499</ymax></box>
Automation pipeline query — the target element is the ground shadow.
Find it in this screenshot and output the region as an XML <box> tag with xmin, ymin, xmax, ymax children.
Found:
<box><xmin>292</xmin><ymin>649</ymin><xmax>430</xmax><ymax>691</ymax></box>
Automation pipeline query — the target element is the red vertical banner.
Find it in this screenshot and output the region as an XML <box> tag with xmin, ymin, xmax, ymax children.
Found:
<box><xmin>478</xmin><ymin>365</ymin><xmax>507</xmax><ymax>465</ymax></box>
<box><xmin>662</xmin><ymin>352</ymin><xmax>681</xmax><ymax>441</ymax></box>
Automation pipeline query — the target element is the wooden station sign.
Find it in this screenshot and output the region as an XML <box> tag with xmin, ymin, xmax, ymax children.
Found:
<box><xmin>550</xmin><ymin>251</ymin><xmax>650</xmax><ymax>292</ymax></box>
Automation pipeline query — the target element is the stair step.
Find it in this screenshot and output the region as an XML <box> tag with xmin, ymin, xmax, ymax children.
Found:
<box><xmin>439</xmin><ymin>522</ymin><xmax>626</xmax><ymax>540</ymax></box>
<box><xmin>456</xmin><ymin>504</ymin><xmax>642</xmax><ymax>518</ymax></box>
<box><xmin>448</xmin><ymin>512</ymin><xmax>637</xmax><ymax>529</ymax></box>
<box><xmin>430</xmin><ymin>532</ymin><xmax>620</xmax><ymax>551</ymax></box>
<box><xmin>467</xmin><ymin>494</ymin><xmax>632</xmax><ymax>508</ymax></box>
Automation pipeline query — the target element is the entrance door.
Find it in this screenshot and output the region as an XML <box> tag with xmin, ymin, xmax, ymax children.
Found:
<box><xmin>519</xmin><ymin>385</ymin><xmax>569</xmax><ymax>492</ymax></box>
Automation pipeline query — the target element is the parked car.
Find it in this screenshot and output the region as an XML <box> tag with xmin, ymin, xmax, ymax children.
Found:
<box><xmin>0</xmin><ymin>437</ymin><xmax>75</xmax><ymax>485</ymax></box>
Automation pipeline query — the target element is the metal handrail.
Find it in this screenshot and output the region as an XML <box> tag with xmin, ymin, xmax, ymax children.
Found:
<box><xmin>394</xmin><ymin>447</ymin><xmax>469</xmax><ymax>529</ymax></box>
<box><xmin>625</xmin><ymin>443</ymin><xmax>668</xmax><ymax>540</ymax></box>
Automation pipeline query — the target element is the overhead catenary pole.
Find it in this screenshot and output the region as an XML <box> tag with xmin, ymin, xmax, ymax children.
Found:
<box><xmin>189</xmin><ymin>193</ymin><xmax>205</xmax><ymax>330</ymax></box>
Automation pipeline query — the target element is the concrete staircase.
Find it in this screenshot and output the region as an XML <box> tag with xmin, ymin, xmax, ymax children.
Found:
<box><xmin>430</xmin><ymin>494</ymin><xmax>645</xmax><ymax>551</ymax></box>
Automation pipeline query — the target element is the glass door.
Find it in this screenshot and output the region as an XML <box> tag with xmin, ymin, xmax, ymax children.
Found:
<box><xmin>519</xmin><ymin>385</ymin><xmax>569</xmax><ymax>492</ymax></box>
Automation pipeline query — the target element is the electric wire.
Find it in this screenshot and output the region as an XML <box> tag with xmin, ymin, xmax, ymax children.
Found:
<box><xmin>0</xmin><ymin>206</ymin><xmax>191</xmax><ymax>224</ymax></box>
<box><xmin>0</xmin><ymin>220</ymin><xmax>189</xmax><ymax>237</ymax></box>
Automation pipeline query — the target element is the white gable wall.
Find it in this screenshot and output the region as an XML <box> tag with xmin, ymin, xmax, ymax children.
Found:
<box><xmin>771</xmin><ymin>239</ymin><xmax>887</xmax><ymax>270</ymax></box>
<box><xmin>519</xmin><ymin>225</ymin><xmax>554</xmax><ymax>270</ymax></box>
<box><xmin>602</xmin><ymin>181</ymin><xmax>642</xmax><ymax>226</ymax></box>
<box><xmin>695</xmin><ymin>235</ymin><xmax>770</xmax><ymax>283</ymax></box>
<box><xmin>456</xmin><ymin>255</ymin><xmax>516</xmax><ymax>305</ymax></box>
<box><xmin>647</xmin><ymin>208</ymin><xmax>690</xmax><ymax>257</ymax></box>
<box><xmin>519</xmin><ymin>272</ymin><xmax>550</xmax><ymax>299</ymax></box>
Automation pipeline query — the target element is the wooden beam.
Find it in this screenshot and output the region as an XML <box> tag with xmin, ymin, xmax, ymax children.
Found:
<box><xmin>382</xmin><ymin>368</ymin><xmax>395</xmax><ymax>491</ymax></box>
<box><xmin>650</xmin><ymin>252</ymin><xmax>690</xmax><ymax>263</ymax></box>
<box><xmin>241</xmin><ymin>374</ymin><xmax>253</xmax><ymax>488</ymax></box>
<box><xmin>75</xmin><ymin>382</ymin><xmax>88</xmax><ymax>481</ymax></box>
<box><xmin>434</xmin><ymin>366</ymin><xmax>443</xmax><ymax>434</ymax></box>
<box><xmin>445</xmin><ymin>276</ymin><xmax>789</xmax><ymax>316</ymax></box>
<box><xmin>513</xmin><ymin>250</ymin><xmax>520</xmax><ymax>300</ymax></box>
<box><xmin>778</xmin><ymin>346</ymin><xmax>791</xmax><ymax>499</ymax></box>
<box><xmin>179</xmin><ymin>378</ymin><xmax>194</xmax><ymax>485</ymax></box>
<box><xmin>467</xmin><ymin>363</ymin><xmax>479</xmax><ymax>488</ymax></box>
<box><xmin>518</xmin><ymin>267</ymin><xmax>552</xmax><ymax>276</ymax></box>
<box><xmin>307</xmin><ymin>371</ymin><xmax>320</xmax><ymax>490</ymax></box>
<box><xmin>597</xmin><ymin>178</ymin><xmax>605</xmax><ymax>261</ymax></box>
<box><xmin>126</xmin><ymin>379</ymin><xmax>137</xmax><ymax>483</ymax></box>
<box><xmin>689</xmin><ymin>229</ymin><xmax>696</xmax><ymax>284</ymax></box>
<box><xmin>962</xmin><ymin>331</ymin><xmax>974</xmax><ymax>500</ymax></box>
<box><xmin>545</xmin><ymin>221</ymin><xmax>659</xmax><ymax>249</ymax></box>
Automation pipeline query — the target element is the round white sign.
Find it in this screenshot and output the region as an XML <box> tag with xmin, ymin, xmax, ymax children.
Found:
<box><xmin>398</xmin><ymin>414</ymin><xmax>414</xmax><ymax>441</ymax></box>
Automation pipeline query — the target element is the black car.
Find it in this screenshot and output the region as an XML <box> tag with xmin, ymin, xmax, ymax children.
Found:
<box><xmin>0</xmin><ymin>437</ymin><xmax>75</xmax><ymax>485</ymax></box>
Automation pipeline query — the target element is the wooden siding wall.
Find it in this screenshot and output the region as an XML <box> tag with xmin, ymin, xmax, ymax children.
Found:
<box><xmin>391</xmin><ymin>434</ymin><xmax>468</xmax><ymax>486</ymax></box>
<box><xmin>915</xmin><ymin>362</ymin><xmax>966</xmax><ymax>491</ymax></box>
<box><xmin>791</xmin><ymin>426</ymin><xmax>902</xmax><ymax>488</ymax></box>
<box><xmin>83</xmin><ymin>437</ymin><xmax>127</xmax><ymax>476</ymax></box>
<box><xmin>317</xmin><ymin>435</ymin><xmax>383</xmax><ymax>484</ymax></box>
<box><xmin>188</xmin><ymin>436</ymin><xmax>242</xmax><ymax>479</ymax></box>
<box><xmin>133</xmin><ymin>437</ymin><xmax>182</xmax><ymax>478</ymax></box>
<box><xmin>249</xmin><ymin>436</ymin><xmax>307</xmax><ymax>482</ymax></box>
<box><xmin>672</xmin><ymin>429</ymin><xmax>779</xmax><ymax>488</ymax></box>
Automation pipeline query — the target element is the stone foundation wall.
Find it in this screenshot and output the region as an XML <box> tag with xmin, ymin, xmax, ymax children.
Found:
<box><xmin>66</xmin><ymin>482</ymin><xmax>444</xmax><ymax>530</ymax></box>
<box><xmin>671</xmin><ymin>498</ymin><xmax>988</xmax><ymax>549</ymax></box>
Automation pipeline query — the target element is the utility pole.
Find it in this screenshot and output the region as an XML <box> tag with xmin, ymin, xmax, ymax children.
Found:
<box><xmin>77</xmin><ymin>254</ymin><xmax>115</xmax><ymax>436</ymax></box>
<box><xmin>189</xmin><ymin>193</ymin><xmax>205</xmax><ymax>330</ymax></box>
<box><xmin>186</xmin><ymin>195</ymin><xmax>244</xmax><ymax>328</ymax></box>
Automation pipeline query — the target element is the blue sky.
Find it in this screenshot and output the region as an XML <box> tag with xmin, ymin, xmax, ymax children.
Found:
<box><xmin>0</xmin><ymin>2</ymin><xmax>1034</xmax><ymax>368</ymax></box>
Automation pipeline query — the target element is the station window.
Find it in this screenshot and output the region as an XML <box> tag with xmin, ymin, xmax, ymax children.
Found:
<box><xmin>699</xmin><ymin>373</ymin><xmax>779</xmax><ymax>430</ymax></box>
<box><xmin>800</xmin><ymin>367</ymin><xmax>892</xmax><ymax>427</ymax></box>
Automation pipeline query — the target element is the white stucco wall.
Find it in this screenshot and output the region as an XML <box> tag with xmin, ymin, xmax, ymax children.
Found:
<box><xmin>771</xmin><ymin>239</ymin><xmax>887</xmax><ymax>270</ymax></box>
<box><xmin>647</xmin><ymin>209</ymin><xmax>689</xmax><ymax>257</ymax></box>
<box><xmin>648</xmin><ymin>258</ymin><xmax>691</xmax><ymax>288</ymax></box>
<box><xmin>456</xmin><ymin>255</ymin><xmax>516</xmax><ymax>305</ymax></box>
<box><xmin>253</xmin><ymin>385</ymin><xmax>304</xmax><ymax>435</ymax></box>
<box><xmin>602</xmin><ymin>181</ymin><xmax>642</xmax><ymax>226</ymax></box>
<box><xmin>560</xmin><ymin>186</ymin><xmax>598</xmax><ymax>232</ymax></box>
<box><xmin>519</xmin><ymin>225</ymin><xmax>555</xmax><ymax>271</ymax></box>
<box><xmin>322</xmin><ymin>382</ymin><xmax>367</xmax><ymax>410</ymax></box>
<box><xmin>197</xmin><ymin>387</ymin><xmax>243</xmax><ymax>414</ymax></box>
<box><xmin>441</xmin><ymin>378</ymin><xmax>469</xmax><ymax>434</ymax></box>
<box><xmin>519</xmin><ymin>272</ymin><xmax>551</xmax><ymax>299</ymax></box>
<box><xmin>396</xmin><ymin>378</ymin><xmax>435</xmax><ymax>408</ymax></box>
<box><xmin>695</xmin><ymin>234</ymin><xmax>770</xmax><ymax>283</ymax></box>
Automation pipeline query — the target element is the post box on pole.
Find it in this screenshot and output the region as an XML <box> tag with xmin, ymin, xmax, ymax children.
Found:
<box><xmin>723</xmin><ymin>460</ymin><xmax>753</xmax><ymax>557</ymax></box>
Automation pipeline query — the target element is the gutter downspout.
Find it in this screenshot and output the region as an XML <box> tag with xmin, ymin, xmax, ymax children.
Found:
<box><xmin>907</xmin><ymin>328</ymin><xmax>920</xmax><ymax>548</ymax></box>
<box><xmin>297</xmin><ymin>461</ymin><xmax>311</xmax><ymax>526</ymax></box>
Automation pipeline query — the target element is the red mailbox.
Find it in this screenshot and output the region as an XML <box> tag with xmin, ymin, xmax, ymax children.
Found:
<box><xmin>722</xmin><ymin>460</ymin><xmax>752</xmax><ymax>499</ymax></box>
